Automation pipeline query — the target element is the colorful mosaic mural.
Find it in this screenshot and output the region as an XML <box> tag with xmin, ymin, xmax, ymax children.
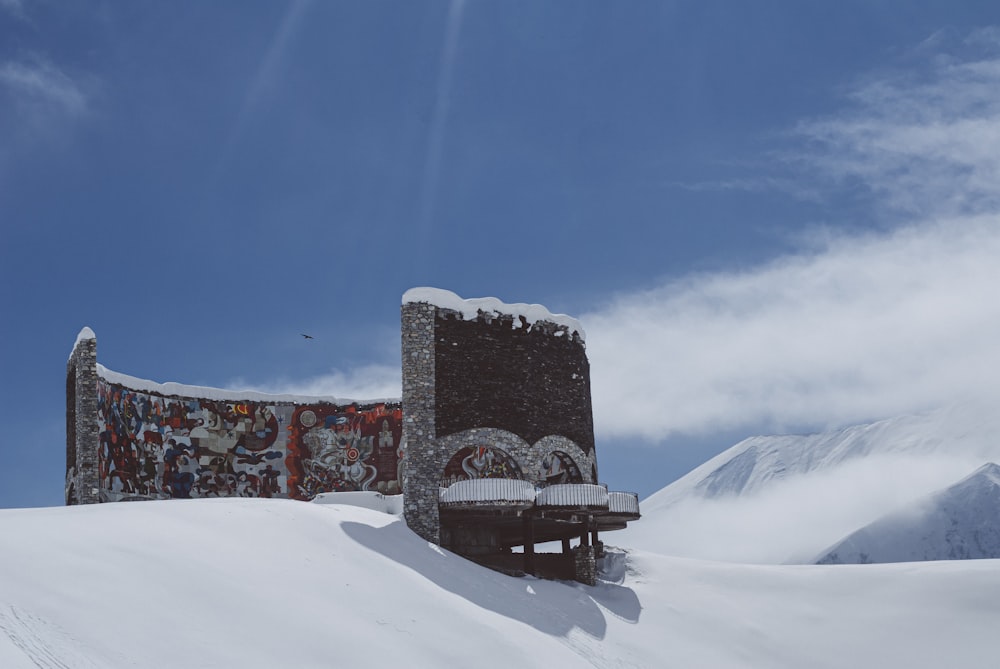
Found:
<box><xmin>96</xmin><ymin>379</ymin><xmax>403</xmax><ymax>502</ymax></box>
<box><xmin>286</xmin><ymin>403</ymin><xmax>404</xmax><ymax>499</ymax></box>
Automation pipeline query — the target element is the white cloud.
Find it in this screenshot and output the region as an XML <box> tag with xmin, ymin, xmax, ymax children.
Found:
<box><xmin>228</xmin><ymin>364</ymin><xmax>402</xmax><ymax>403</ymax></box>
<box><xmin>795</xmin><ymin>40</ymin><xmax>1000</xmax><ymax>217</ymax></box>
<box><xmin>585</xmin><ymin>32</ymin><xmax>1000</xmax><ymax>444</ymax></box>
<box><xmin>629</xmin><ymin>453</ymin><xmax>984</xmax><ymax>564</ymax></box>
<box><xmin>586</xmin><ymin>218</ymin><xmax>1000</xmax><ymax>441</ymax></box>
<box><xmin>0</xmin><ymin>57</ymin><xmax>88</xmax><ymax>117</ymax></box>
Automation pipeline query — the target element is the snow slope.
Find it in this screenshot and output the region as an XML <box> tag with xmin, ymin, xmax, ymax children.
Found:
<box><xmin>2</xmin><ymin>499</ymin><xmax>1000</xmax><ymax>668</ymax></box>
<box><xmin>816</xmin><ymin>462</ymin><xmax>1000</xmax><ymax>564</ymax></box>
<box><xmin>621</xmin><ymin>404</ymin><xmax>1000</xmax><ymax>563</ymax></box>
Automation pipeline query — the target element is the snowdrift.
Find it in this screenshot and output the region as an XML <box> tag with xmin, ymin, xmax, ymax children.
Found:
<box><xmin>2</xmin><ymin>498</ymin><xmax>999</xmax><ymax>668</ymax></box>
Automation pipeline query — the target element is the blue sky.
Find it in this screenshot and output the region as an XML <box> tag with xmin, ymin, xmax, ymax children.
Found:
<box><xmin>3</xmin><ymin>1</ymin><xmax>1000</xmax><ymax>508</ymax></box>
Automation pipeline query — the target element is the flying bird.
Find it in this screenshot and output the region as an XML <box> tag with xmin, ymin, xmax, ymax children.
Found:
<box><xmin>300</xmin><ymin>333</ymin><xmax>314</xmax><ymax>340</ymax></box>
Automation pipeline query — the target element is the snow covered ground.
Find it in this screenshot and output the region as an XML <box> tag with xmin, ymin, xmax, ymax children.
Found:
<box><xmin>2</xmin><ymin>497</ymin><xmax>999</xmax><ymax>668</ymax></box>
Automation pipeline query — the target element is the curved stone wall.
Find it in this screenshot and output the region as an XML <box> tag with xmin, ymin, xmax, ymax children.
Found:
<box><xmin>400</xmin><ymin>289</ymin><xmax>600</xmax><ymax>544</ymax></box>
<box><xmin>66</xmin><ymin>332</ymin><xmax>403</xmax><ymax>504</ymax></box>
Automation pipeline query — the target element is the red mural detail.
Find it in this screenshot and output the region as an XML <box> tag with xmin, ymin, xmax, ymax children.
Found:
<box><xmin>285</xmin><ymin>404</ymin><xmax>404</xmax><ymax>500</ymax></box>
<box><xmin>96</xmin><ymin>381</ymin><xmax>286</xmax><ymax>502</ymax></box>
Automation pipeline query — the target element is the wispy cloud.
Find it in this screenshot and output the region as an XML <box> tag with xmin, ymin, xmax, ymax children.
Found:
<box><xmin>0</xmin><ymin>56</ymin><xmax>89</xmax><ymax>118</ymax></box>
<box><xmin>794</xmin><ymin>36</ymin><xmax>1000</xmax><ymax>217</ymax></box>
<box><xmin>668</xmin><ymin>176</ymin><xmax>824</xmax><ymax>203</ymax></box>
<box><xmin>228</xmin><ymin>364</ymin><xmax>402</xmax><ymax>403</ymax></box>
<box><xmin>416</xmin><ymin>0</ymin><xmax>466</xmax><ymax>242</ymax></box>
<box><xmin>631</xmin><ymin>452</ymin><xmax>985</xmax><ymax>563</ymax></box>
<box><xmin>0</xmin><ymin>0</ymin><xmax>26</xmax><ymax>19</ymax></box>
<box><xmin>214</xmin><ymin>0</ymin><xmax>310</xmax><ymax>177</ymax></box>
<box><xmin>585</xmin><ymin>30</ymin><xmax>1000</xmax><ymax>444</ymax></box>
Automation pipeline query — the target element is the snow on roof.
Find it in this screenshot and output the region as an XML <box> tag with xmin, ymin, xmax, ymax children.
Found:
<box><xmin>402</xmin><ymin>287</ymin><xmax>585</xmax><ymax>341</ymax></box>
<box><xmin>96</xmin><ymin>364</ymin><xmax>400</xmax><ymax>406</ymax></box>
<box><xmin>535</xmin><ymin>483</ymin><xmax>609</xmax><ymax>508</ymax></box>
<box><xmin>439</xmin><ymin>478</ymin><xmax>538</xmax><ymax>505</ymax></box>
<box><xmin>68</xmin><ymin>326</ymin><xmax>96</xmax><ymax>360</ymax></box>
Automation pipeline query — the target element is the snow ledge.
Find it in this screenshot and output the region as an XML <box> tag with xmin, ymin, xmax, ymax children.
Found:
<box><xmin>402</xmin><ymin>287</ymin><xmax>585</xmax><ymax>341</ymax></box>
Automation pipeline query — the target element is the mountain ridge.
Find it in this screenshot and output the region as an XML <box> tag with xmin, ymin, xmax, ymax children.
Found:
<box><xmin>621</xmin><ymin>403</ymin><xmax>1000</xmax><ymax>563</ymax></box>
<box><xmin>816</xmin><ymin>462</ymin><xmax>1000</xmax><ymax>564</ymax></box>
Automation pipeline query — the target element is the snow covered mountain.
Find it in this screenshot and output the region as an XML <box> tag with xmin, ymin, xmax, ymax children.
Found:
<box><xmin>620</xmin><ymin>403</ymin><xmax>1000</xmax><ymax>563</ymax></box>
<box><xmin>815</xmin><ymin>462</ymin><xmax>1000</xmax><ymax>564</ymax></box>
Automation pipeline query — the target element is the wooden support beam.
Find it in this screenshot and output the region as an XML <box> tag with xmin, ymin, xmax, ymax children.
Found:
<box><xmin>523</xmin><ymin>514</ymin><xmax>536</xmax><ymax>576</ymax></box>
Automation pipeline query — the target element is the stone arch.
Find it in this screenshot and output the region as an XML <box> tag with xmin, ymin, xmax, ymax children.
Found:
<box><xmin>440</xmin><ymin>445</ymin><xmax>524</xmax><ymax>487</ymax></box>
<box><xmin>433</xmin><ymin>428</ymin><xmax>534</xmax><ymax>482</ymax></box>
<box><xmin>539</xmin><ymin>451</ymin><xmax>583</xmax><ymax>485</ymax></box>
<box><xmin>531</xmin><ymin>435</ymin><xmax>598</xmax><ymax>484</ymax></box>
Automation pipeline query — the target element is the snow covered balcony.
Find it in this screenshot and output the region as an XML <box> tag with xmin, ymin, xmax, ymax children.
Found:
<box><xmin>535</xmin><ymin>483</ymin><xmax>609</xmax><ymax>510</ymax></box>
<box><xmin>439</xmin><ymin>478</ymin><xmax>537</xmax><ymax>510</ymax></box>
<box><xmin>608</xmin><ymin>491</ymin><xmax>640</xmax><ymax>516</ymax></box>
<box><xmin>439</xmin><ymin>480</ymin><xmax>640</xmax><ymax>519</ymax></box>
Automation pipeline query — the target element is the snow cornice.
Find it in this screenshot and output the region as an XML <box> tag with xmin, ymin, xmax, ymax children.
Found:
<box><xmin>402</xmin><ymin>287</ymin><xmax>585</xmax><ymax>341</ymax></box>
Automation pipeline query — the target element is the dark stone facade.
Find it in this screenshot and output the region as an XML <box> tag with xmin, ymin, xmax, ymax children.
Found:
<box><xmin>433</xmin><ymin>312</ymin><xmax>594</xmax><ymax>454</ymax></box>
<box><xmin>401</xmin><ymin>297</ymin><xmax>599</xmax><ymax>550</ymax></box>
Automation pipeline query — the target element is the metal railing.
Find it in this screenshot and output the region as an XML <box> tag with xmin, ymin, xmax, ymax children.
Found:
<box><xmin>439</xmin><ymin>478</ymin><xmax>537</xmax><ymax>505</ymax></box>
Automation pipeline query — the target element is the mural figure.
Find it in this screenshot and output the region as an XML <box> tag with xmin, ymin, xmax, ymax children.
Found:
<box><xmin>540</xmin><ymin>451</ymin><xmax>583</xmax><ymax>485</ymax></box>
<box><xmin>440</xmin><ymin>446</ymin><xmax>523</xmax><ymax>487</ymax></box>
<box><xmin>300</xmin><ymin>419</ymin><xmax>376</xmax><ymax>494</ymax></box>
<box><xmin>96</xmin><ymin>380</ymin><xmax>290</xmax><ymax>502</ymax></box>
<box><xmin>96</xmin><ymin>380</ymin><xmax>403</xmax><ymax>503</ymax></box>
<box><xmin>286</xmin><ymin>404</ymin><xmax>403</xmax><ymax>500</ymax></box>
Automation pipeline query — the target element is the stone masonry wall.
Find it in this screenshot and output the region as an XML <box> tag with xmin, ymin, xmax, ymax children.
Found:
<box><xmin>433</xmin><ymin>429</ymin><xmax>596</xmax><ymax>487</ymax></box>
<box><xmin>401</xmin><ymin>297</ymin><xmax>599</xmax><ymax>545</ymax></box>
<box><xmin>67</xmin><ymin>333</ymin><xmax>100</xmax><ymax>505</ymax></box>
<box><xmin>401</xmin><ymin>301</ymin><xmax>440</xmax><ymax>543</ymax></box>
<box><xmin>433</xmin><ymin>311</ymin><xmax>594</xmax><ymax>453</ymax></box>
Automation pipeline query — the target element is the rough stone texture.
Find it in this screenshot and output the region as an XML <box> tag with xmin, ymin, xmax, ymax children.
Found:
<box><xmin>401</xmin><ymin>301</ymin><xmax>440</xmax><ymax>543</ymax></box>
<box><xmin>433</xmin><ymin>311</ymin><xmax>594</xmax><ymax>453</ymax></box>
<box><xmin>434</xmin><ymin>429</ymin><xmax>596</xmax><ymax>487</ymax></box>
<box><xmin>401</xmin><ymin>297</ymin><xmax>600</xmax><ymax>547</ymax></box>
<box><xmin>574</xmin><ymin>545</ymin><xmax>596</xmax><ymax>586</ymax></box>
<box><xmin>66</xmin><ymin>336</ymin><xmax>100</xmax><ymax>505</ymax></box>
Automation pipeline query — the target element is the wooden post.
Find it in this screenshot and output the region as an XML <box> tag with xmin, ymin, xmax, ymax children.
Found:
<box><xmin>523</xmin><ymin>514</ymin><xmax>536</xmax><ymax>576</ymax></box>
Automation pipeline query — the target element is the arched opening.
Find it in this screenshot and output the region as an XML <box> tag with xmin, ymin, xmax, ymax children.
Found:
<box><xmin>540</xmin><ymin>451</ymin><xmax>583</xmax><ymax>485</ymax></box>
<box><xmin>439</xmin><ymin>445</ymin><xmax>523</xmax><ymax>488</ymax></box>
